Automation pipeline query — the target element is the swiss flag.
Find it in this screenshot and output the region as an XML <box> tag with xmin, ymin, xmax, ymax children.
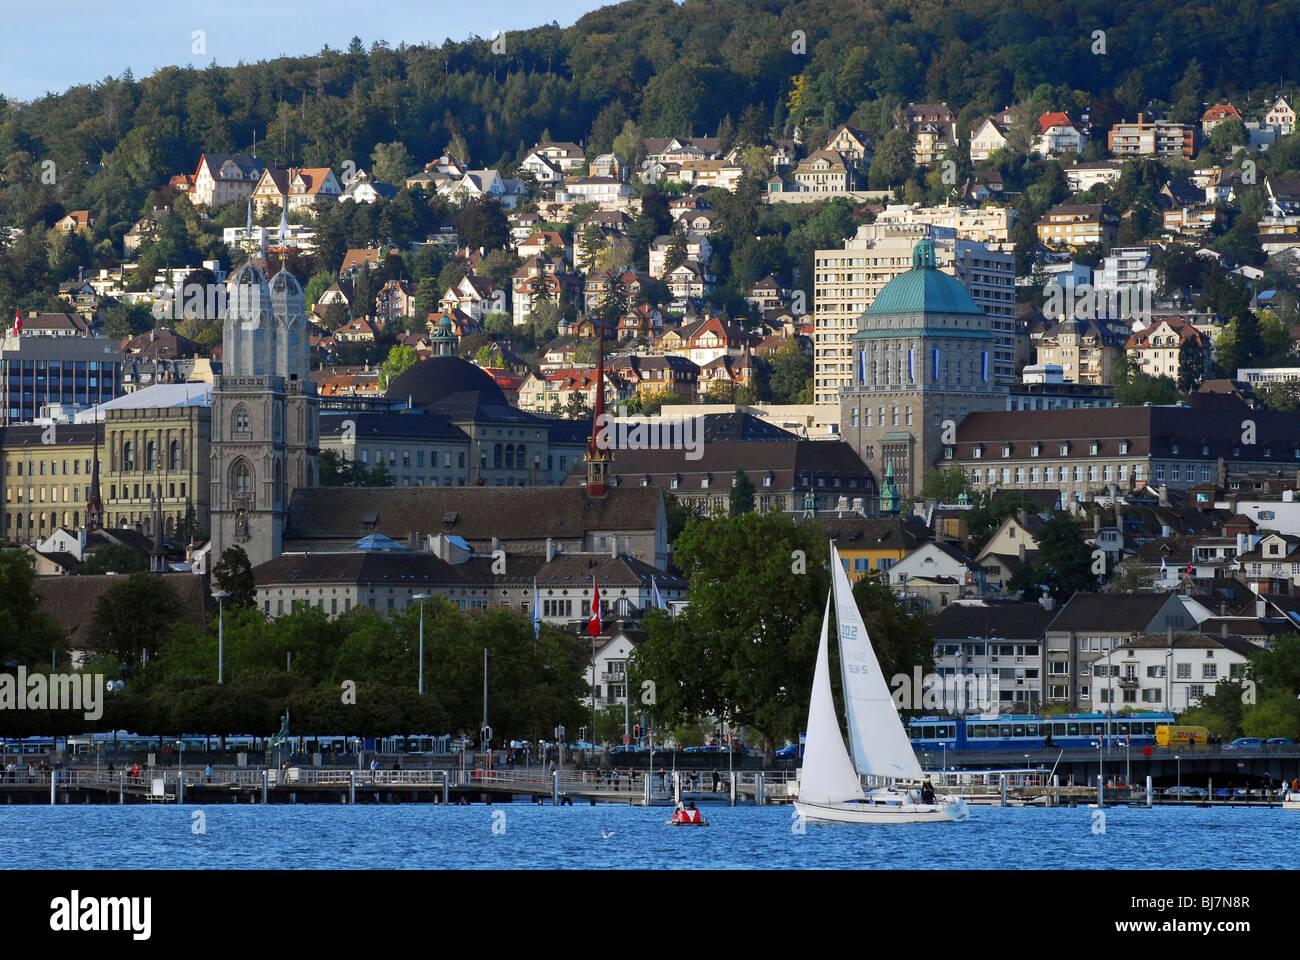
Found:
<box><xmin>10</xmin><ymin>309</ymin><xmax>20</xmax><ymax>337</ymax></box>
<box><xmin>588</xmin><ymin>584</ymin><xmax>602</xmax><ymax>638</ymax></box>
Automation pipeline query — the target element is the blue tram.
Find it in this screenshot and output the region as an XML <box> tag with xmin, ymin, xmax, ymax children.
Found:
<box><xmin>908</xmin><ymin>713</ymin><xmax>1175</xmax><ymax>752</ymax></box>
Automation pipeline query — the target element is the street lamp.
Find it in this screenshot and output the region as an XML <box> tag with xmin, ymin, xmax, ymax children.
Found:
<box><xmin>211</xmin><ymin>590</ymin><xmax>230</xmax><ymax>684</ymax></box>
<box><xmin>1176</xmin><ymin>754</ymin><xmax>1181</xmax><ymax>789</ymax></box>
<box><xmin>412</xmin><ymin>594</ymin><xmax>430</xmax><ymax>694</ymax></box>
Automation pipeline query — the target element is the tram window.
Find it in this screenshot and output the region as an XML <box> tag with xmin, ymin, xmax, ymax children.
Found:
<box><xmin>1094</xmin><ymin>723</ymin><xmax>1106</xmax><ymax>735</ymax></box>
<box><xmin>1066</xmin><ymin>723</ymin><xmax>1079</xmax><ymax>736</ymax></box>
<box><xmin>943</xmin><ymin>725</ymin><xmax>954</xmax><ymax>739</ymax></box>
<box><xmin>1026</xmin><ymin>724</ymin><xmax>1038</xmax><ymax>737</ymax></box>
<box><xmin>1143</xmin><ymin>723</ymin><xmax>1156</xmax><ymax>735</ymax></box>
<box><xmin>1117</xmin><ymin>722</ymin><xmax>1129</xmax><ymax>735</ymax></box>
<box><xmin>910</xmin><ymin>728</ymin><xmax>920</xmax><ymax>741</ymax></box>
<box><xmin>1013</xmin><ymin>725</ymin><xmax>1025</xmax><ymax>737</ymax></box>
<box><xmin>968</xmin><ymin>725</ymin><xmax>985</xmax><ymax>737</ymax></box>
<box><xmin>1000</xmin><ymin>725</ymin><xmax>1012</xmax><ymax>737</ymax></box>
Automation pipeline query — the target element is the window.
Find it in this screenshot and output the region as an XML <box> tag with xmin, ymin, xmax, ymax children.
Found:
<box><xmin>1176</xmin><ymin>663</ymin><xmax>1191</xmax><ymax>679</ymax></box>
<box><xmin>234</xmin><ymin>407</ymin><xmax>250</xmax><ymax>433</ymax></box>
<box><xmin>1202</xmin><ymin>663</ymin><xmax>1217</xmax><ymax>679</ymax></box>
<box><xmin>169</xmin><ymin>441</ymin><xmax>181</xmax><ymax>470</ymax></box>
<box><xmin>233</xmin><ymin>461</ymin><xmax>251</xmax><ymax>494</ymax></box>
<box><xmin>123</xmin><ymin>441</ymin><xmax>135</xmax><ymax>471</ymax></box>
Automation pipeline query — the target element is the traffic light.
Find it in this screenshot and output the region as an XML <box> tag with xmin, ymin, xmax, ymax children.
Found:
<box><xmin>579</xmin><ymin>726</ymin><xmax>586</xmax><ymax>741</ymax></box>
<box><xmin>634</xmin><ymin>724</ymin><xmax>640</xmax><ymax>737</ymax></box>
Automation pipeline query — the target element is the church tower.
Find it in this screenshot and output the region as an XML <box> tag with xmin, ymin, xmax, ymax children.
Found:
<box><xmin>209</xmin><ymin>205</ymin><xmax>318</xmax><ymax>568</ymax></box>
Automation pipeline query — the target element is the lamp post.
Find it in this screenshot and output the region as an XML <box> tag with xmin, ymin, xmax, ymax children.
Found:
<box><xmin>211</xmin><ymin>590</ymin><xmax>230</xmax><ymax>684</ymax></box>
<box><xmin>412</xmin><ymin>593</ymin><xmax>430</xmax><ymax>694</ymax></box>
<box><xmin>1176</xmin><ymin>754</ymin><xmax>1181</xmax><ymax>789</ymax></box>
<box><xmin>1165</xmin><ymin>650</ymin><xmax>1173</xmax><ymax>716</ymax></box>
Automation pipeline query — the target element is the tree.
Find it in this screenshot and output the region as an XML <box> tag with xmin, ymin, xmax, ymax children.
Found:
<box><xmin>86</xmin><ymin>573</ymin><xmax>183</xmax><ymax>673</ymax></box>
<box><xmin>1006</xmin><ymin>512</ymin><xmax>1098</xmax><ymax>604</ymax></box>
<box><xmin>729</xmin><ymin>469</ymin><xmax>756</xmax><ymax>516</ymax></box>
<box><xmin>79</xmin><ymin>543</ymin><xmax>147</xmax><ymax>575</ymax></box>
<box><xmin>1255</xmin><ymin>380</ymin><xmax>1300</xmax><ymax>411</ymax></box>
<box><xmin>1103</xmin><ymin>558</ymin><xmax>1155</xmax><ymax>593</ymax></box>
<box><xmin>457</xmin><ymin>197</ymin><xmax>509</xmax><ymax>252</ymax></box>
<box><xmin>371</xmin><ymin>141</ymin><xmax>413</xmax><ymax>186</ymax></box>
<box><xmin>378</xmin><ymin>343</ymin><xmax>419</xmax><ymax>390</ymax></box>
<box><xmin>767</xmin><ymin>339</ymin><xmax>812</xmax><ymax>404</ymax></box>
<box><xmin>213</xmin><ymin>545</ymin><xmax>257</xmax><ymax>608</ymax></box>
<box><xmin>1209</xmin><ymin>119</ymin><xmax>1249</xmax><ymax>154</ymax></box>
<box><xmin>630</xmin><ymin>512</ymin><xmax>830</xmax><ymax>756</ymax></box>
<box><xmin>869</xmin><ymin>128</ymin><xmax>915</xmax><ymax>189</ymax></box>
<box><xmin>0</xmin><ymin>550</ymin><xmax>68</xmax><ymax>668</ymax></box>
<box><xmin>918</xmin><ymin>466</ymin><xmax>971</xmax><ymax>504</ymax></box>
<box><xmin>664</xmin><ymin>222</ymin><xmax>688</xmax><ymax>274</ymax></box>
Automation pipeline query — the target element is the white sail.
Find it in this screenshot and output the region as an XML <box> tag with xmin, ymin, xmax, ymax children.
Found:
<box><xmin>830</xmin><ymin>542</ymin><xmax>924</xmax><ymax>781</ymax></box>
<box><xmin>797</xmin><ymin>593</ymin><xmax>865</xmax><ymax>804</ymax></box>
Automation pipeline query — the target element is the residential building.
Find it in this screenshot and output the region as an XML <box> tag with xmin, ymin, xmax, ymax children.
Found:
<box><xmin>1037</xmin><ymin>204</ymin><xmax>1120</xmax><ymax>248</ymax></box>
<box><xmin>250</xmin><ymin>167</ymin><xmax>342</xmax><ymax>216</ymax></box>
<box><xmin>906</xmin><ymin>103</ymin><xmax>956</xmax><ymax>166</ymax></box>
<box><xmin>887</xmin><ymin>541</ymin><xmax>987</xmax><ymax>608</ymax></box>
<box><xmin>815</xmin><ymin>514</ymin><xmax>931</xmax><ymax>582</ymax></box>
<box><xmin>1108</xmin><ymin>115</ymin><xmax>1199</xmax><ymax>160</ymax></box>
<box><xmin>319</xmin><ymin>412</ymin><xmax>471</xmax><ymax>487</ymax></box>
<box><xmin>1034</xmin><ymin>112</ymin><xmax>1088</xmax><ymax>156</ymax></box>
<box><xmin>1265</xmin><ymin>95</ymin><xmax>1296</xmax><ymax>135</ymax></box>
<box><xmin>1034</xmin><ymin>318</ymin><xmax>1128</xmax><ymax>385</ymax></box>
<box><xmin>192</xmin><ymin>154</ymin><xmax>267</xmax><ymax>207</ymax></box>
<box><xmin>792</xmin><ymin>150</ymin><xmax>856</xmax><ymax>192</ymax></box>
<box><xmin>874</xmin><ymin>204</ymin><xmax>1014</xmax><ymax>248</ymax></box>
<box><xmin>1042</xmin><ymin>592</ymin><xmax>1200</xmax><ymax>709</ymax></box>
<box><xmin>1065</xmin><ymin>160</ymin><xmax>1125</xmax><ymax>192</ymax></box>
<box><xmin>1125</xmin><ymin>318</ymin><xmax>1207</xmax><ymax>381</ymax></box>
<box><xmin>969</xmin><ymin>117</ymin><xmax>1011</xmax><ymax>162</ymax></box>
<box><xmin>1200</xmin><ymin>103</ymin><xmax>1243</xmax><ymax>135</ymax></box>
<box><xmin>931</xmin><ymin>602</ymin><xmax>1059</xmax><ymax>710</ymax></box>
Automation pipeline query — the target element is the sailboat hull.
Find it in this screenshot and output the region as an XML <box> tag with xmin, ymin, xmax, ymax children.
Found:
<box><xmin>795</xmin><ymin>798</ymin><xmax>960</xmax><ymax>824</ymax></box>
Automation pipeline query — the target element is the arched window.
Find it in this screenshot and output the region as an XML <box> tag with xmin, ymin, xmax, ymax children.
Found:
<box><xmin>169</xmin><ymin>440</ymin><xmax>181</xmax><ymax>470</ymax></box>
<box><xmin>72</xmin><ymin>512</ymin><xmax>79</xmax><ymax>528</ymax></box>
<box><xmin>273</xmin><ymin>406</ymin><xmax>282</xmax><ymax>439</ymax></box>
<box><xmin>123</xmin><ymin>441</ymin><xmax>135</xmax><ymax>471</ymax></box>
<box><xmin>165</xmin><ymin>516</ymin><xmax>175</xmax><ymax>537</ymax></box>
<box><xmin>146</xmin><ymin>441</ymin><xmax>158</xmax><ymax>471</ymax></box>
<box><xmin>274</xmin><ymin>460</ymin><xmax>282</xmax><ymax>505</ymax></box>
<box><xmin>233</xmin><ymin>461</ymin><xmax>251</xmax><ymax>494</ymax></box>
<box><xmin>493</xmin><ymin>444</ymin><xmax>503</xmax><ymax>469</ymax></box>
<box><xmin>516</xmin><ymin>446</ymin><xmax>526</xmax><ymax>470</ymax></box>
<box><xmin>234</xmin><ymin>407</ymin><xmax>250</xmax><ymax>434</ymax></box>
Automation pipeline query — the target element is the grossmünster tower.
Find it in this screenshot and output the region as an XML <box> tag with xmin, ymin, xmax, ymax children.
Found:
<box><xmin>839</xmin><ymin>239</ymin><xmax>1005</xmax><ymax>500</ymax></box>
<box><xmin>209</xmin><ymin>228</ymin><xmax>318</xmax><ymax>567</ymax></box>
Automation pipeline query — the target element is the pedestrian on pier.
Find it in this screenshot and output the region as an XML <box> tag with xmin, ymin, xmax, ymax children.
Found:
<box><xmin>205</xmin><ymin>765</ymin><xmax>213</xmax><ymax>783</ymax></box>
<box><xmin>712</xmin><ymin>769</ymin><xmax>720</xmax><ymax>793</ymax></box>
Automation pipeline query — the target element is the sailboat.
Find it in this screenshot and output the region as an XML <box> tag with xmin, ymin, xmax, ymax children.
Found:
<box><xmin>793</xmin><ymin>542</ymin><xmax>969</xmax><ymax>825</ymax></box>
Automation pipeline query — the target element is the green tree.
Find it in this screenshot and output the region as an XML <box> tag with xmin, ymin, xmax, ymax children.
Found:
<box><xmin>79</xmin><ymin>542</ymin><xmax>147</xmax><ymax>575</ymax></box>
<box><xmin>371</xmin><ymin>141</ymin><xmax>413</xmax><ymax>186</ymax></box>
<box><xmin>729</xmin><ymin>469</ymin><xmax>756</xmax><ymax>516</ymax></box>
<box><xmin>457</xmin><ymin>197</ymin><xmax>510</xmax><ymax>252</ymax></box>
<box><xmin>767</xmin><ymin>339</ymin><xmax>812</xmax><ymax>404</ymax></box>
<box><xmin>213</xmin><ymin>545</ymin><xmax>257</xmax><ymax>608</ymax></box>
<box><xmin>378</xmin><ymin>343</ymin><xmax>419</xmax><ymax>390</ymax></box>
<box><xmin>918</xmin><ymin>466</ymin><xmax>971</xmax><ymax>504</ymax></box>
<box><xmin>1006</xmin><ymin>512</ymin><xmax>1099</xmax><ymax>604</ymax></box>
<box><xmin>630</xmin><ymin>512</ymin><xmax>829</xmax><ymax>756</ymax></box>
<box><xmin>86</xmin><ymin>572</ymin><xmax>183</xmax><ymax>673</ymax></box>
<box><xmin>0</xmin><ymin>550</ymin><xmax>68</xmax><ymax>667</ymax></box>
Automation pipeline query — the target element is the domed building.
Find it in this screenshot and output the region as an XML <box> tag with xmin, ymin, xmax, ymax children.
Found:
<box><xmin>839</xmin><ymin>238</ymin><xmax>1006</xmax><ymax>501</ymax></box>
<box><xmin>314</xmin><ymin>355</ymin><xmax>588</xmax><ymax>489</ymax></box>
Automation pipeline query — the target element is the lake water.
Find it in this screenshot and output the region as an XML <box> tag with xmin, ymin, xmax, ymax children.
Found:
<box><xmin>1</xmin><ymin>802</ymin><xmax>1293</xmax><ymax>869</ymax></box>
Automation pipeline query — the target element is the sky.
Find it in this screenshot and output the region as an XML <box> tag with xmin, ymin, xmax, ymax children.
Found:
<box><xmin>0</xmin><ymin>0</ymin><xmax>613</xmax><ymax>102</ymax></box>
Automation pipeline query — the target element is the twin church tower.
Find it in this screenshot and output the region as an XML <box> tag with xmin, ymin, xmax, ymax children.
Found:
<box><xmin>210</xmin><ymin>221</ymin><xmax>319</xmax><ymax>568</ymax></box>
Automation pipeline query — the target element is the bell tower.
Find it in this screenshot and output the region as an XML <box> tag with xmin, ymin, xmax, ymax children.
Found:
<box><xmin>584</xmin><ymin>320</ymin><xmax>612</xmax><ymax>498</ymax></box>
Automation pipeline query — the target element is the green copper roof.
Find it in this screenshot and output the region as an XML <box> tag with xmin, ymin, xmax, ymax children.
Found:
<box><xmin>852</xmin><ymin>327</ymin><xmax>995</xmax><ymax>340</ymax></box>
<box><xmin>864</xmin><ymin>238</ymin><xmax>983</xmax><ymax>318</ymax></box>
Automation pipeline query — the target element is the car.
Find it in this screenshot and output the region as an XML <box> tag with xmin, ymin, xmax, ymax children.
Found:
<box><xmin>1165</xmin><ymin>786</ymin><xmax>1207</xmax><ymax>798</ymax></box>
<box><xmin>1266</xmin><ymin>738</ymin><xmax>1293</xmax><ymax>746</ymax></box>
<box><xmin>608</xmin><ymin>745</ymin><xmax>644</xmax><ymax>754</ymax></box>
<box><xmin>1227</xmin><ymin>737</ymin><xmax>1262</xmax><ymax>749</ymax></box>
<box><xmin>775</xmin><ymin>743</ymin><xmax>802</xmax><ymax>759</ymax></box>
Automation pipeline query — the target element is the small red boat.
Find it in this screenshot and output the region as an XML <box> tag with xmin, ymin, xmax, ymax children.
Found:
<box><xmin>666</xmin><ymin>806</ymin><xmax>709</xmax><ymax>826</ymax></box>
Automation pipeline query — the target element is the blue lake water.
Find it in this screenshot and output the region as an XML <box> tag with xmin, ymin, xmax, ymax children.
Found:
<box><xmin>0</xmin><ymin>803</ymin><xmax>1293</xmax><ymax>869</ymax></box>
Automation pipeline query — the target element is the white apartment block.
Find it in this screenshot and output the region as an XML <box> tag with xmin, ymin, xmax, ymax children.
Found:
<box><xmin>1095</xmin><ymin>246</ymin><xmax>1157</xmax><ymax>298</ymax></box>
<box><xmin>874</xmin><ymin>204</ymin><xmax>1015</xmax><ymax>249</ymax></box>
<box><xmin>813</xmin><ymin>223</ymin><xmax>1015</xmax><ymax>418</ymax></box>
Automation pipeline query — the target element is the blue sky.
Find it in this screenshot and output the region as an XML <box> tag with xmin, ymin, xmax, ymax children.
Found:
<box><xmin>0</xmin><ymin>0</ymin><xmax>612</xmax><ymax>102</ymax></box>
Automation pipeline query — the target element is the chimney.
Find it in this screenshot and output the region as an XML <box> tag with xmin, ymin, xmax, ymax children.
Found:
<box><xmin>1019</xmin><ymin>542</ymin><xmax>1026</xmax><ymax>562</ymax></box>
<box><xmin>852</xmin><ymin>497</ymin><xmax>865</xmax><ymax>516</ymax></box>
<box><xmin>609</xmin><ymin>534</ymin><xmax>618</xmax><ymax>558</ymax></box>
<box><xmin>1167</xmin><ymin>625</ymin><xmax>1174</xmax><ymax>642</ymax></box>
<box><xmin>837</xmin><ymin>495</ymin><xmax>849</xmax><ymax>516</ymax></box>
<box><xmin>1161</xmin><ymin>524</ymin><xmax>1170</xmax><ymax>539</ymax></box>
<box><xmin>1221</xmin><ymin>622</ymin><xmax>1228</xmax><ymax>638</ymax></box>
<box><xmin>546</xmin><ymin>537</ymin><xmax>556</xmax><ymax>562</ymax></box>
<box><xmin>1093</xmin><ymin>509</ymin><xmax>1101</xmax><ymax>534</ymax></box>
<box><xmin>1158</xmin><ymin>484</ymin><xmax>1168</xmax><ymax>507</ymax></box>
<box><xmin>1219</xmin><ymin>602</ymin><xmax>1225</xmax><ymax>617</ymax></box>
<box><xmin>491</xmin><ymin>536</ymin><xmax>500</xmax><ymax>553</ymax></box>
<box><xmin>1039</xmin><ymin>592</ymin><xmax>1055</xmax><ymax>611</ymax></box>
<box><xmin>1236</xmin><ymin>532</ymin><xmax>1247</xmax><ymax>556</ymax></box>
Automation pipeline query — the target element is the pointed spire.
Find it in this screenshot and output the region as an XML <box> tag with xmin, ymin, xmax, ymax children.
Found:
<box><xmin>87</xmin><ymin>419</ymin><xmax>103</xmax><ymax>533</ymax></box>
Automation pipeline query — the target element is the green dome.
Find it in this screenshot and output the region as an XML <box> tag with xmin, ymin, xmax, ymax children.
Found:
<box><xmin>864</xmin><ymin>239</ymin><xmax>982</xmax><ymax>318</ymax></box>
